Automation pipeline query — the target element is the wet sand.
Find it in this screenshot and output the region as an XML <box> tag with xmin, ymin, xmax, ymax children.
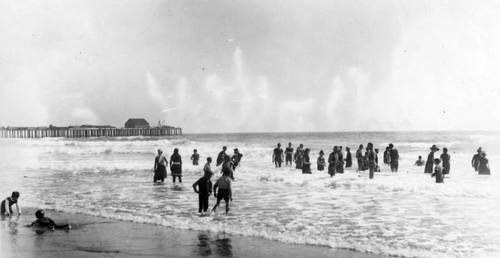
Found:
<box><xmin>1</xmin><ymin>207</ymin><xmax>383</xmax><ymax>258</ymax></box>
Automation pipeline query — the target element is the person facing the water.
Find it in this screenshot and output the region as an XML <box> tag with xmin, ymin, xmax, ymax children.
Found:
<box><xmin>374</xmin><ymin>148</ymin><xmax>381</xmax><ymax>172</ymax></box>
<box><xmin>153</xmin><ymin>149</ymin><xmax>168</xmax><ymax>183</ymax></box>
<box><xmin>222</xmin><ymin>155</ymin><xmax>234</xmax><ymax>180</ymax></box>
<box><xmin>471</xmin><ymin>147</ymin><xmax>482</xmax><ymax>172</ymax></box>
<box><xmin>431</xmin><ymin>159</ymin><xmax>444</xmax><ymax>183</ymax></box>
<box><xmin>216</xmin><ymin>146</ymin><xmax>227</xmax><ymax>166</ymax></box>
<box><xmin>272</xmin><ymin>143</ymin><xmax>284</xmax><ymax>168</ymax></box>
<box><xmin>212</xmin><ymin>168</ymin><xmax>232</xmax><ymax>215</ymax></box>
<box><xmin>389</xmin><ymin>143</ymin><xmax>399</xmax><ymax>172</ymax></box>
<box><xmin>191</xmin><ymin>149</ymin><xmax>200</xmax><ymax>166</ymax></box>
<box><xmin>337</xmin><ymin>146</ymin><xmax>345</xmax><ymax>174</ymax></box>
<box><xmin>356</xmin><ymin>144</ymin><xmax>364</xmax><ymax>172</ymax></box>
<box><xmin>285</xmin><ymin>143</ymin><xmax>294</xmax><ymax>166</ymax></box>
<box><xmin>317</xmin><ymin>150</ymin><xmax>326</xmax><ymax>171</ymax></box>
<box><xmin>366</xmin><ymin>143</ymin><xmax>376</xmax><ymax>179</ymax></box>
<box><xmin>203</xmin><ymin>157</ymin><xmax>213</xmax><ymax>175</ymax></box>
<box><xmin>295</xmin><ymin>144</ymin><xmax>304</xmax><ymax>169</ymax></box>
<box><xmin>30</xmin><ymin>209</ymin><xmax>71</xmax><ymax>230</ymax></box>
<box><xmin>425</xmin><ymin>145</ymin><xmax>439</xmax><ymax>173</ymax></box>
<box><xmin>478</xmin><ymin>151</ymin><xmax>491</xmax><ymax>175</ymax></box>
<box><xmin>345</xmin><ymin>147</ymin><xmax>352</xmax><ymax>168</ymax></box>
<box><xmin>170</xmin><ymin>148</ymin><xmax>183</xmax><ymax>183</ymax></box>
<box><xmin>328</xmin><ymin>146</ymin><xmax>338</xmax><ymax>177</ymax></box>
<box><xmin>1</xmin><ymin>191</ymin><xmax>21</xmax><ymax>216</ymax></box>
<box><xmin>383</xmin><ymin>146</ymin><xmax>391</xmax><ymax>165</ymax></box>
<box><xmin>302</xmin><ymin>148</ymin><xmax>312</xmax><ymax>174</ymax></box>
<box><xmin>440</xmin><ymin>148</ymin><xmax>451</xmax><ymax>175</ymax></box>
<box><xmin>231</xmin><ymin>148</ymin><xmax>243</xmax><ymax>171</ymax></box>
<box><xmin>414</xmin><ymin>156</ymin><xmax>425</xmax><ymax>166</ymax></box>
<box><xmin>193</xmin><ymin>170</ymin><xmax>213</xmax><ymax>214</ymax></box>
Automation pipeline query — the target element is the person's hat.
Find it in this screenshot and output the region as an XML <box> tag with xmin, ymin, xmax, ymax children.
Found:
<box><xmin>234</xmin><ymin>148</ymin><xmax>239</xmax><ymax>152</ymax></box>
<box><xmin>319</xmin><ymin>150</ymin><xmax>324</xmax><ymax>155</ymax></box>
<box><xmin>430</xmin><ymin>145</ymin><xmax>439</xmax><ymax>151</ymax></box>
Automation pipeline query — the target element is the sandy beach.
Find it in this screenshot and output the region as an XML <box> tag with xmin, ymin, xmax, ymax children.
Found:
<box><xmin>1</xmin><ymin>207</ymin><xmax>382</xmax><ymax>258</ymax></box>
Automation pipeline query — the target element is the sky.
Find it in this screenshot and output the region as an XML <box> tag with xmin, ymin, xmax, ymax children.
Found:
<box><xmin>1</xmin><ymin>0</ymin><xmax>500</xmax><ymax>133</ymax></box>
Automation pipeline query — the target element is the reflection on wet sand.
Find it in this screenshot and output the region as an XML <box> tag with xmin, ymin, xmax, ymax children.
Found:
<box><xmin>196</xmin><ymin>232</ymin><xmax>233</xmax><ymax>257</ymax></box>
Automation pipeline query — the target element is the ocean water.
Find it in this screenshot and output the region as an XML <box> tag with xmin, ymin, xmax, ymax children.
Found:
<box><xmin>1</xmin><ymin>131</ymin><xmax>499</xmax><ymax>258</ymax></box>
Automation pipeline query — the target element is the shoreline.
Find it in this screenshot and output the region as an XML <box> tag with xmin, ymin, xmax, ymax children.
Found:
<box><xmin>1</xmin><ymin>207</ymin><xmax>384</xmax><ymax>258</ymax></box>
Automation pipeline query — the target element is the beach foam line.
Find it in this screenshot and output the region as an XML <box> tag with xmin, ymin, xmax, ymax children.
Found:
<box><xmin>1</xmin><ymin>207</ymin><xmax>382</xmax><ymax>258</ymax></box>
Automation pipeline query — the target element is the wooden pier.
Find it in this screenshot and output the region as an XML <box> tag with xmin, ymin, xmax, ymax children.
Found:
<box><xmin>0</xmin><ymin>127</ymin><xmax>182</xmax><ymax>139</ymax></box>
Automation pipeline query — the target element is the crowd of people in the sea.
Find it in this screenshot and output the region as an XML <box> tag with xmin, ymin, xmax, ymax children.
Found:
<box><xmin>270</xmin><ymin>142</ymin><xmax>491</xmax><ymax>184</ymax></box>
<box><xmin>152</xmin><ymin>146</ymin><xmax>243</xmax><ymax>215</ymax></box>
<box><xmin>2</xmin><ymin>143</ymin><xmax>492</xmax><ymax>221</ymax></box>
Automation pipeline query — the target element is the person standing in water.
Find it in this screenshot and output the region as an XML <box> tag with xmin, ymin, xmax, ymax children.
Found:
<box><xmin>440</xmin><ymin>148</ymin><xmax>451</xmax><ymax>175</ymax></box>
<box><xmin>216</xmin><ymin>146</ymin><xmax>227</xmax><ymax>166</ymax></box>
<box><xmin>193</xmin><ymin>170</ymin><xmax>213</xmax><ymax>214</ymax></box>
<box><xmin>295</xmin><ymin>144</ymin><xmax>304</xmax><ymax>169</ymax></box>
<box><xmin>231</xmin><ymin>148</ymin><xmax>243</xmax><ymax>171</ymax></box>
<box><xmin>191</xmin><ymin>149</ymin><xmax>200</xmax><ymax>166</ymax></box>
<box><xmin>366</xmin><ymin>143</ymin><xmax>376</xmax><ymax>179</ymax></box>
<box><xmin>272</xmin><ymin>143</ymin><xmax>284</xmax><ymax>168</ymax></box>
<box><xmin>478</xmin><ymin>151</ymin><xmax>491</xmax><ymax>175</ymax></box>
<box><xmin>328</xmin><ymin>146</ymin><xmax>338</xmax><ymax>177</ymax></box>
<box><xmin>431</xmin><ymin>159</ymin><xmax>444</xmax><ymax>183</ymax></box>
<box><xmin>389</xmin><ymin>143</ymin><xmax>399</xmax><ymax>172</ymax></box>
<box><xmin>345</xmin><ymin>147</ymin><xmax>352</xmax><ymax>168</ymax></box>
<box><xmin>203</xmin><ymin>157</ymin><xmax>213</xmax><ymax>175</ymax></box>
<box><xmin>317</xmin><ymin>150</ymin><xmax>326</xmax><ymax>171</ymax></box>
<box><xmin>221</xmin><ymin>155</ymin><xmax>234</xmax><ymax>180</ymax></box>
<box><xmin>337</xmin><ymin>146</ymin><xmax>344</xmax><ymax>174</ymax></box>
<box><xmin>212</xmin><ymin>169</ymin><xmax>232</xmax><ymax>215</ymax></box>
<box><xmin>153</xmin><ymin>149</ymin><xmax>168</xmax><ymax>183</ymax></box>
<box><xmin>302</xmin><ymin>148</ymin><xmax>312</xmax><ymax>174</ymax></box>
<box><xmin>285</xmin><ymin>143</ymin><xmax>294</xmax><ymax>166</ymax></box>
<box><xmin>383</xmin><ymin>146</ymin><xmax>391</xmax><ymax>165</ymax></box>
<box><xmin>355</xmin><ymin>144</ymin><xmax>364</xmax><ymax>172</ymax></box>
<box><xmin>170</xmin><ymin>148</ymin><xmax>183</xmax><ymax>183</ymax></box>
<box><xmin>425</xmin><ymin>145</ymin><xmax>439</xmax><ymax>174</ymax></box>
<box><xmin>414</xmin><ymin>156</ymin><xmax>425</xmax><ymax>166</ymax></box>
<box><xmin>471</xmin><ymin>147</ymin><xmax>482</xmax><ymax>172</ymax></box>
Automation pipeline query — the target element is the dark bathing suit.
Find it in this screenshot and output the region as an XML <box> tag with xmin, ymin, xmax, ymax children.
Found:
<box><xmin>1</xmin><ymin>197</ymin><xmax>16</xmax><ymax>214</ymax></box>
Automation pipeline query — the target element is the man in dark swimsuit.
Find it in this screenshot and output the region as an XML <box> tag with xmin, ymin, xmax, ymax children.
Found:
<box><xmin>273</xmin><ymin>143</ymin><xmax>284</xmax><ymax>168</ymax></box>
<box><xmin>285</xmin><ymin>143</ymin><xmax>294</xmax><ymax>166</ymax></box>
<box><xmin>471</xmin><ymin>147</ymin><xmax>482</xmax><ymax>172</ymax></box>
<box><xmin>389</xmin><ymin>143</ymin><xmax>399</xmax><ymax>172</ymax></box>
<box><xmin>216</xmin><ymin>146</ymin><xmax>227</xmax><ymax>166</ymax></box>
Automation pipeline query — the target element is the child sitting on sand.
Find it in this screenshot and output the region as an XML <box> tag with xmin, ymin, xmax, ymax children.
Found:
<box><xmin>1</xmin><ymin>191</ymin><xmax>21</xmax><ymax>216</ymax></box>
<box><xmin>431</xmin><ymin>159</ymin><xmax>444</xmax><ymax>183</ymax></box>
<box><xmin>30</xmin><ymin>209</ymin><xmax>71</xmax><ymax>230</ymax></box>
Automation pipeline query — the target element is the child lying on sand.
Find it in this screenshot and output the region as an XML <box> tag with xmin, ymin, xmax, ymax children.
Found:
<box><xmin>29</xmin><ymin>209</ymin><xmax>71</xmax><ymax>230</ymax></box>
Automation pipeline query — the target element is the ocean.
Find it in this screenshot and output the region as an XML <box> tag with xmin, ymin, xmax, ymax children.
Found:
<box><xmin>1</xmin><ymin>131</ymin><xmax>499</xmax><ymax>257</ymax></box>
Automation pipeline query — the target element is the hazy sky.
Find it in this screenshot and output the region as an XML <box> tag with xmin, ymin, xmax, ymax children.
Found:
<box><xmin>1</xmin><ymin>0</ymin><xmax>499</xmax><ymax>133</ymax></box>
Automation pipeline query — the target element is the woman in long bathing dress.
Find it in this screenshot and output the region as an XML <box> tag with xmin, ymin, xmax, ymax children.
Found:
<box><xmin>153</xmin><ymin>149</ymin><xmax>168</xmax><ymax>182</ymax></box>
<box><xmin>425</xmin><ymin>145</ymin><xmax>439</xmax><ymax>173</ymax></box>
<box><xmin>170</xmin><ymin>148</ymin><xmax>183</xmax><ymax>183</ymax></box>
